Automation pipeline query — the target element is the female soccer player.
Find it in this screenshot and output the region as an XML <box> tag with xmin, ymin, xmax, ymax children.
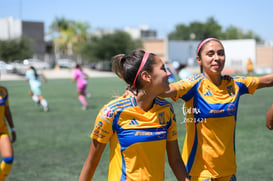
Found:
<box><xmin>0</xmin><ymin>85</ymin><xmax>16</xmax><ymax>180</ymax></box>
<box><xmin>25</xmin><ymin>66</ymin><xmax>49</xmax><ymax>112</ymax></box>
<box><xmin>79</xmin><ymin>50</ymin><xmax>189</xmax><ymax>181</ymax></box>
<box><xmin>72</xmin><ymin>64</ymin><xmax>90</xmax><ymax>110</ymax></box>
<box><xmin>161</xmin><ymin>38</ymin><xmax>273</xmax><ymax>181</ymax></box>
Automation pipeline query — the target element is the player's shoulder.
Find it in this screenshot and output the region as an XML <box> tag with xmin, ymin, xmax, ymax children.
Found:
<box><xmin>154</xmin><ymin>97</ymin><xmax>175</xmax><ymax>113</ymax></box>
<box><xmin>100</xmin><ymin>96</ymin><xmax>132</xmax><ymax>120</ymax></box>
<box><xmin>0</xmin><ymin>86</ymin><xmax>8</xmax><ymax>97</ymax></box>
<box><xmin>105</xmin><ymin>96</ymin><xmax>132</xmax><ymax>111</ymax></box>
<box><xmin>229</xmin><ymin>75</ymin><xmax>252</xmax><ymax>84</ymax></box>
<box><xmin>186</xmin><ymin>74</ymin><xmax>204</xmax><ymax>82</ymax></box>
<box><xmin>222</xmin><ymin>75</ymin><xmax>248</xmax><ymax>82</ymax></box>
<box><xmin>154</xmin><ymin>97</ymin><xmax>172</xmax><ymax>107</ymax></box>
<box><xmin>174</xmin><ymin>74</ymin><xmax>204</xmax><ymax>86</ymax></box>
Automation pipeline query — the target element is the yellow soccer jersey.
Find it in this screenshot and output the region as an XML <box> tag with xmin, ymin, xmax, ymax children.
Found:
<box><xmin>171</xmin><ymin>74</ymin><xmax>259</xmax><ymax>178</ymax></box>
<box><xmin>0</xmin><ymin>86</ymin><xmax>9</xmax><ymax>134</ymax></box>
<box><xmin>91</xmin><ymin>96</ymin><xmax>178</xmax><ymax>181</ymax></box>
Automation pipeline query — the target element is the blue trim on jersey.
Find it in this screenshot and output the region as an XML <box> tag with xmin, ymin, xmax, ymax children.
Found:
<box><xmin>108</xmin><ymin>96</ymin><xmax>174</xmax><ymax>180</ymax></box>
<box><xmin>182</xmin><ymin>81</ymin><xmax>200</xmax><ymax>101</ymax></box>
<box><xmin>108</xmin><ymin>98</ymin><xmax>132</xmax><ymax>110</ymax></box>
<box><xmin>118</xmin><ymin>126</ymin><xmax>168</xmax><ymax>180</ymax></box>
<box><xmin>121</xmin><ymin>155</ymin><xmax>126</xmax><ymax>181</ymax></box>
<box><xmin>2</xmin><ymin>156</ymin><xmax>14</xmax><ymax>164</ymax></box>
<box><xmin>236</xmin><ymin>81</ymin><xmax>249</xmax><ymax>95</ymax></box>
<box><xmin>231</xmin><ymin>174</ymin><xmax>237</xmax><ymax>181</ymax></box>
<box><xmin>166</xmin><ymin>117</ymin><xmax>172</xmax><ymax>129</ymax></box>
<box><xmin>185</xmin><ymin>126</ymin><xmax>198</xmax><ymax>173</ymax></box>
<box><xmin>117</xmin><ymin>127</ymin><xmax>168</xmax><ymax>151</ymax></box>
<box><xmin>0</xmin><ymin>95</ymin><xmax>7</xmax><ymax>106</ymax></box>
<box><xmin>154</xmin><ymin>97</ymin><xmax>171</xmax><ymax>106</ymax></box>
<box><xmin>130</xmin><ymin>97</ymin><xmax>137</xmax><ymax>107</ymax></box>
<box><xmin>112</xmin><ymin>110</ymin><xmax>122</xmax><ymax>134</ymax></box>
<box><xmin>194</xmin><ymin>94</ymin><xmax>239</xmax><ymax>119</ymax></box>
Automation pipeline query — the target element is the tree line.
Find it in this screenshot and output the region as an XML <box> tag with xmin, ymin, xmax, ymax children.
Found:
<box><xmin>0</xmin><ymin>17</ymin><xmax>262</xmax><ymax>63</ymax></box>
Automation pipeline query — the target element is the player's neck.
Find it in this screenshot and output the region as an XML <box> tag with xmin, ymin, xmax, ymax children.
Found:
<box><xmin>135</xmin><ymin>92</ymin><xmax>155</xmax><ymax>112</ymax></box>
<box><xmin>203</xmin><ymin>72</ymin><xmax>222</xmax><ymax>86</ymax></box>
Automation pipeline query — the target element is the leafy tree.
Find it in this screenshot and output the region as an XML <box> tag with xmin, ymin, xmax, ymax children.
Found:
<box><xmin>220</xmin><ymin>26</ymin><xmax>262</xmax><ymax>42</ymax></box>
<box><xmin>168</xmin><ymin>24</ymin><xmax>190</xmax><ymax>40</ymax></box>
<box><xmin>81</xmin><ymin>30</ymin><xmax>143</xmax><ymax>62</ymax></box>
<box><xmin>202</xmin><ymin>17</ymin><xmax>222</xmax><ymax>39</ymax></box>
<box><xmin>221</xmin><ymin>26</ymin><xmax>242</xmax><ymax>40</ymax></box>
<box><xmin>168</xmin><ymin>17</ymin><xmax>262</xmax><ymax>42</ymax></box>
<box><xmin>0</xmin><ymin>38</ymin><xmax>32</xmax><ymax>62</ymax></box>
<box><xmin>49</xmin><ymin>17</ymin><xmax>90</xmax><ymax>56</ymax></box>
<box><xmin>168</xmin><ymin>17</ymin><xmax>222</xmax><ymax>40</ymax></box>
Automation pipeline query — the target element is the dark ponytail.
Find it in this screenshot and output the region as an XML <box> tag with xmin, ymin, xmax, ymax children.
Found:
<box><xmin>111</xmin><ymin>50</ymin><xmax>155</xmax><ymax>91</ymax></box>
<box><xmin>30</xmin><ymin>66</ymin><xmax>39</xmax><ymax>79</ymax></box>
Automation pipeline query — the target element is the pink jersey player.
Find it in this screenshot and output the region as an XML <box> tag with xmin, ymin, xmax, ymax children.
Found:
<box><xmin>72</xmin><ymin>64</ymin><xmax>90</xmax><ymax>110</ymax></box>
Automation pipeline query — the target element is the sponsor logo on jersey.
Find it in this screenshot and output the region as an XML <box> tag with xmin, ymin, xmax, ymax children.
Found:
<box><xmin>204</xmin><ymin>90</ymin><xmax>213</xmax><ymax>96</ymax></box>
<box><xmin>129</xmin><ymin>118</ymin><xmax>139</xmax><ymax>125</ymax></box>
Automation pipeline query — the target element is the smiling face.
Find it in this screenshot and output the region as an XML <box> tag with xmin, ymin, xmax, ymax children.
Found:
<box><xmin>196</xmin><ymin>40</ymin><xmax>225</xmax><ymax>76</ymax></box>
<box><xmin>142</xmin><ymin>55</ymin><xmax>171</xmax><ymax>95</ymax></box>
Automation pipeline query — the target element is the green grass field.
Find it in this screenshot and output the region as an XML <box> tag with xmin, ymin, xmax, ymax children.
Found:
<box><xmin>1</xmin><ymin>76</ymin><xmax>273</xmax><ymax>181</ymax></box>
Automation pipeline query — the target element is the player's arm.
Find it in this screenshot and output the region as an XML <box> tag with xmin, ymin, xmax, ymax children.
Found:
<box><xmin>257</xmin><ymin>73</ymin><xmax>273</xmax><ymax>89</ymax></box>
<box><xmin>266</xmin><ymin>104</ymin><xmax>273</xmax><ymax>130</ymax></box>
<box><xmin>5</xmin><ymin>105</ymin><xmax>16</xmax><ymax>143</ymax></box>
<box><xmin>166</xmin><ymin>140</ymin><xmax>189</xmax><ymax>181</ymax></box>
<box><xmin>84</xmin><ymin>72</ymin><xmax>89</xmax><ymax>79</ymax></box>
<box><xmin>40</xmin><ymin>72</ymin><xmax>47</xmax><ymax>83</ymax></box>
<box><xmin>72</xmin><ymin>71</ymin><xmax>78</xmax><ymax>82</ymax></box>
<box><xmin>79</xmin><ymin>139</ymin><xmax>106</xmax><ymax>181</ymax></box>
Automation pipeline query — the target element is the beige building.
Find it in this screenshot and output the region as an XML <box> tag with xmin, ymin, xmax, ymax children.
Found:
<box><xmin>143</xmin><ymin>39</ymin><xmax>273</xmax><ymax>74</ymax></box>
<box><xmin>143</xmin><ymin>39</ymin><xmax>167</xmax><ymax>62</ymax></box>
<box><xmin>256</xmin><ymin>45</ymin><xmax>273</xmax><ymax>72</ymax></box>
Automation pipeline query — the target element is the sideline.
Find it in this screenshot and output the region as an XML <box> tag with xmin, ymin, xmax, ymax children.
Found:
<box><xmin>0</xmin><ymin>68</ymin><xmax>115</xmax><ymax>81</ymax></box>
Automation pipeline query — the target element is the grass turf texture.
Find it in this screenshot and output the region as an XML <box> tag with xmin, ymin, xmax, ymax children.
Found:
<box><xmin>1</xmin><ymin>77</ymin><xmax>273</xmax><ymax>181</ymax></box>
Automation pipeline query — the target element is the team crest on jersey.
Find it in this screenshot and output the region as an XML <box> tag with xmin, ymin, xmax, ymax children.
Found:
<box><xmin>227</xmin><ymin>85</ymin><xmax>235</xmax><ymax>97</ymax></box>
<box><xmin>158</xmin><ymin>112</ymin><xmax>166</xmax><ymax>125</ymax></box>
<box><xmin>102</xmin><ymin>107</ymin><xmax>114</xmax><ymax>118</ymax></box>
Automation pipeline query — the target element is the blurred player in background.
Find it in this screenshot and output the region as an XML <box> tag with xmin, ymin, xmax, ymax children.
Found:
<box><xmin>0</xmin><ymin>86</ymin><xmax>16</xmax><ymax>180</ymax></box>
<box><xmin>72</xmin><ymin>64</ymin><xmax>90</xmax><ymax>110</ymax></box>
<box><xmin>79</xmin><ymin>50</ymin><xmax>189</xmax><ymax>181</ymax></box>
<box><xmin>25</xmin><ymin>66</ymin><xmax>49</xmax><ymax>112</ymax></box>
<box><xmin>246</xmin><ymin>58</ymin><xmax>254</xmax><ymax>76</ymax></box>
